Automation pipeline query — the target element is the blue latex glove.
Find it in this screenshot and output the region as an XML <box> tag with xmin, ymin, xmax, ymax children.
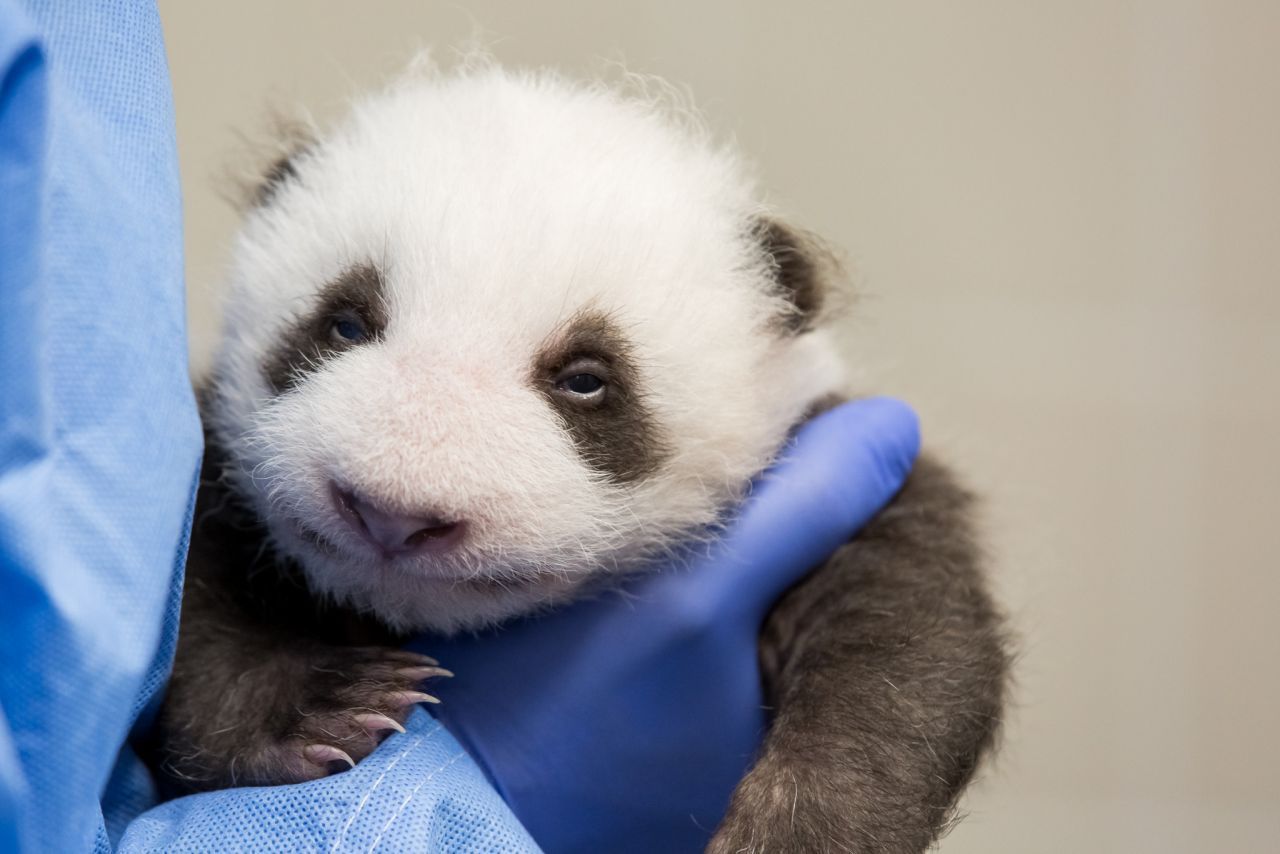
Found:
<box><xmin>419</xmin><ymin>397</ymin><xmax>920</xmax><ymax>853</ymax></box>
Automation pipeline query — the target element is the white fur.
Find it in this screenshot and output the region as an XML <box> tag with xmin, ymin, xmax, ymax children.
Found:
<box><xmin>208</xmin><ymin>63</ymin><xmax>846</xmax><ymax>633</ymax></box>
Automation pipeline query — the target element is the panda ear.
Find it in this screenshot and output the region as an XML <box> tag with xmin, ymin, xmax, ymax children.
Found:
<box><xmin>756</xmin><ymin>218</ymin><xmax>829</xmax><ymax>334</ymax></box>
<box><xmin>252</xmin><ymin>140</ymin><xmax>310</xmax><ymax>207</ymax></box>
<box><xmin>224</xmin><ymin>116</ymin><xmax>317</xmax><ymax>211</ymax></box>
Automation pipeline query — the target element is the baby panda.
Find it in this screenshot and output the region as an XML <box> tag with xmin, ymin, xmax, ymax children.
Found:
<box><xmin>156</xmin><ymin>63</ymin><xmax>1009</xmax><ymax>852</ymax></box>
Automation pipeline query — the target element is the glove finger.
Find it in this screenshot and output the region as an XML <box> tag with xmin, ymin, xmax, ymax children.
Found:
<box><xmin>686</xmin><ymin>396</ymin><xmax>920</xmax><ymax>610</ymax></box>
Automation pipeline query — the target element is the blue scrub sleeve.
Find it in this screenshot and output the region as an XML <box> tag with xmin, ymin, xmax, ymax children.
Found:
<box><xmin>0</xmin><ymin>3</ymin><xmax>536</xmax><ymax>851</ymax></box>
<box><xmin>117</xmin><ymin>710</ymin><xmax>540</xmax><ymax>853</ymax></box>
<box><xmin>0</xmin><ymin>1</ymin><xmax>199</xmax><ymax>850</ymax></box>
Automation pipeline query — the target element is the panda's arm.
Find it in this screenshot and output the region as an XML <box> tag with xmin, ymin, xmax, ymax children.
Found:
<box><xmin>714</xmin><ymin>454</ymin><xmax>1010</xmax><ymax>853</ymax></box>
<box><xmin>148</xmin><ymin>438</ymin><xmax>440</xmax><ymax>791</ymax></box>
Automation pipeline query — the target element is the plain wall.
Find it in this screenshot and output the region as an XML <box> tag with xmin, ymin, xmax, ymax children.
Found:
<box><xmin>157</xmin><ymin>2</ymin><xmax>1280</xmax><ymax>851</ymax></box>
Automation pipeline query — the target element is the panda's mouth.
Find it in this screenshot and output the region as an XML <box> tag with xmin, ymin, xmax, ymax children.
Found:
<box><xmin>290</xmin><ymin>516</ymin><xmax>545</xmax><ymax>593</ymax></box>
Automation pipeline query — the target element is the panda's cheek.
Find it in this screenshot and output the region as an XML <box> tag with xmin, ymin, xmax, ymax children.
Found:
<box><xmin>259</xmin><ymin>368</ymin><xmax>600</xmax><ymax>555</ymax></box>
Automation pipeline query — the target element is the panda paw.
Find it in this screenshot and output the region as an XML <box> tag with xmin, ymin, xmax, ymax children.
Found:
<box><xmin>245</xmin><ymin>647</ymin><xmax>451</xmax><ymax>785</ymax></box>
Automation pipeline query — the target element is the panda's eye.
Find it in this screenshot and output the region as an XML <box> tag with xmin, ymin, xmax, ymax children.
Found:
<box><xmin>554</xmin><ymin>360</ymin><xmax>609</xmax><ymax>402</ymax></box>
<box><xmin>331</xmin><ymin>314</ymin><xmax>368</xmax><ymax>344</ymax></box>
<box><xmin>560</xmin><ymin>373</ymin><xmax>604</xmax><ymax>395</ymax></box>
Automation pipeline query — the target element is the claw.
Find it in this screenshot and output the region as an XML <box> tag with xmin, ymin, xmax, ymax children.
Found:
<box><xmin>389</xmin><ymin>690</ymin><xmax>440</xmax><ymax>706</ymax></box>
<box><xmin>303</xmin><ymin>744</ymin><xmax>355</xmax><ymax>770</ymax></box>
<box><xmin>397</xmin><ymin>666</ymin><xmax>454</xmax><ymax>681</ymax></box>
<box><xmin>388</xmin><ymin>651</ymin><xmax>439</xmax><ymax>666</ymax></box>
<box><xmin>354</xmin><ymin>713</ymin><xmax>406</xmax><ymax>735</ymax></box>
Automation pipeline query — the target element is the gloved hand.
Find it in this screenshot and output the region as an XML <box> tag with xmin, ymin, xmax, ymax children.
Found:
<box><xmin>416</xmin><ymin>397</ymin><xmax>921</xmax><ymax>853</ymax></box>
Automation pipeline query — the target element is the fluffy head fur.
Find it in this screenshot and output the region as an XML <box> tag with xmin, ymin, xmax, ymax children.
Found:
<box><xmin>207</xmin><ymin>63</ymin><xmax>846</xmax><ymax>633</ymax></box>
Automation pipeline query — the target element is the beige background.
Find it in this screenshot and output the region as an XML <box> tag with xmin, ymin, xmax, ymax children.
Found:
<box><xmin>157</xmin><ymin>2</ymin><xmax>1280</xmax><ymax>851</ymax></box>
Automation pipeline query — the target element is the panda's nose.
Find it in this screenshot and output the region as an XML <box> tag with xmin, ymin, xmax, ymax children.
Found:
<box><xmin>330</xmin><ymin>482</ymin><xmax>465</xmax><ymax>556</ymax></box>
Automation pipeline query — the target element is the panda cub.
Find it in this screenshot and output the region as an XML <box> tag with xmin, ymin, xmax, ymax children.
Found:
<box><xmin>158</xmin><ymin>63</ymin><xmax>1008</xmax><ymax>852</ymax></box>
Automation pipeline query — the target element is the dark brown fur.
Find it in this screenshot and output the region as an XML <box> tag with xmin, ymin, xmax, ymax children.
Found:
<box><xmin>243</xmin><ymin>123</ymin><xmax>314</xmax><ymax>210</ymax></box>
<box><xmin>145</xmin><ymin>421</ymin><xmax>425</xmax><ymax>789</ymax></box>
<box><xmin>713</xmin><ymin>455</ymin><xmax>1008</xmax><ymax>852</ymax></box>
<box><xmin>760</xmin><ymin>219</ymin><xmax>829</xmax><ymax>334</ymax></box>
<box><xmin>532</xmin><ymin>309</ymin><xmax>671</xmax><ymax>483</ymax></box>
<box><xmin>254</xmin><ymin>149</ymin><xmax>303</xmax><ymax>208</ymax></box>
<box><xmin>263</xmin><ymin>263</ymin><xmax>388</xmax><ymax>393</ymax></box>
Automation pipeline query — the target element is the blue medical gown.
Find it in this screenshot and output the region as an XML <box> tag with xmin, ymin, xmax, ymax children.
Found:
<box><xmin>0</xmin><ymin>2</ymin><xmax>537</xmax><ymax>851</ymax></box>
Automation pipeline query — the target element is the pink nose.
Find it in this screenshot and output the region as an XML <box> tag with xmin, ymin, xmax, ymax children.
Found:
<box><xmin>331</xmin><ymin>482</ymin><xmax>464</xmax><ymax>556</ymax></box>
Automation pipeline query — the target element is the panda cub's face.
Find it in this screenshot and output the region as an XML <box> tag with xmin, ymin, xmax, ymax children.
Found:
<box><xmin>208</xmin><ymin>66</ymin><xmax>846</xmax><ymax>633</ymax></box>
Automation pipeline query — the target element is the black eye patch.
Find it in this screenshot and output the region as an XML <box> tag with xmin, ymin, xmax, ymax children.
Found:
<box><xmin>263</xmin><ymin>263</ymin><xmax>387</xmax><ymax>393</ymax></box>
<box><xmin>533</xmin><ymin>311</ymin><xmax>669</xmax><ymax>484</ymax></box>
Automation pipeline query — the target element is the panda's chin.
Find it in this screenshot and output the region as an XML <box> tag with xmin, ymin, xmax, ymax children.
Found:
<box><xmin>312</xmin><ymin>554</ymin><xmax>582</xmax><ymax>635</ymax></box>
<box><xmin>277</xmin><ymin>515</ymin><xmax>582</xmax><ymax>629</ymax></box>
